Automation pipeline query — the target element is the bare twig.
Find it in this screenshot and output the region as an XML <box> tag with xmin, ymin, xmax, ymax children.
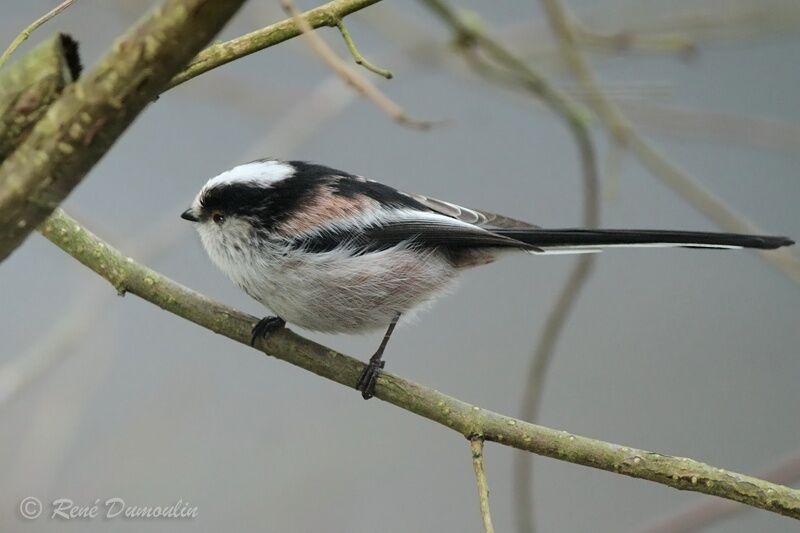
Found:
<box><xmin>168</xmin><ymin>0</ymin><xmax>386</xmax><ymax>90</ymax></box>
<box><xmin>470</xmin><ymin>437</ymin><xmax>495</xmax><ymax>533</ymax></box>
<box><xmin>279</xmin><ymin>0</ymin><xmax>433</xmax><ymax>129</ymax></box>
<box><xmin>39</xmin><ymin>209</ymin><xmax>800</xmax><ymax>520</ymax></box>
<box><xmin>636</xmin><ymin>449</ymin><xmax>800</xmax><ymax>533</ymax></box>
<box><xmin>538</xmin><ymin>0</ymin><xmax>800</xmax><ymax>285</ymax></box>
<box><xmin>335</xmin><ymin>19</ymin><xmax>393</xmax><ymax>78</ymax></box>
<box><xmin>0</xmin><ymin>0</ymin><xmax>77</xmax><ymax>69</ymax></box>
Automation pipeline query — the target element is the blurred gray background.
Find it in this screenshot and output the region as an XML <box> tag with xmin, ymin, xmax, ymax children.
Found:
<box><xmin>1</xmin><ymin>1</ymin><xmax>799</xmax><ymax>532</ymax></box>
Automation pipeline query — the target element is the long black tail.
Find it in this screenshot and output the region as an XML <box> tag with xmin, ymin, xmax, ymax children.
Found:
<box><xmin>494</xmin><ymin>229</ymin><xmax>794</xmax><ymax>253</ymax></box>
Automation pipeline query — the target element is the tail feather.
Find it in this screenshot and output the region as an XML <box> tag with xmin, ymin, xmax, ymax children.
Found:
<box><xmin>494</xmin><ymin>229</ymin><xmax>794</xmax><ymax>252</ymax></box>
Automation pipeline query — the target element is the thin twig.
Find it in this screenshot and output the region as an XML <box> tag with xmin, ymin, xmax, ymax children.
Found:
<box><xmin>335</xmin><ymin>20</ymin><xmax>393</xmax><ymax>78</ymax></box>
<box><xmin>167</xmin><ymin>0</ymin><xmax>386</xmax><ymax>90</ymax></box>
<box><xmin>470</xmin><ymin>437</ymin><xmax>495</xmax><ymax>533</ymax></box>
<box><xmin>575</xmin><ymin>25</ymin><xmax>698</xmax><ymax>60</ymax></box>
<box><xmin>539</xmin><ymin>0</ymin><xmax>800</xmax><ymax>285</ymax></box>
<box><xmin>0</xmin><ymin>0</ymin><xmax>77</xmax><ymax>69</ymax></box>
<box><xmin>38</xmin><ymin>208</ymin><xmax>800</xmax><ymax>521</ymax></box>
<box><xmin>279</xmin><ymin>0</ymin><xmax>434</xmax><ymax>129</ymax></box>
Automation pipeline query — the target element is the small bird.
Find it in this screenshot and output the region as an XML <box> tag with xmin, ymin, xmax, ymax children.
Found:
<box><xmin>182</xmin><ymin>159</ymin><xmax>794</xmax><ymax>399</ymax></box>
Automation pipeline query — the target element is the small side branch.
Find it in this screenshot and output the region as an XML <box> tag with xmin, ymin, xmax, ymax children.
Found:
<box><xmin>470</xmin><ymin>437</ymin><xmax>495</xmax><ymax>533</ymax></box>
<box><xmin>167</xmin><ymin>0</ymin><xmax>386</xmax><ymax>90</ymax></box>
<box><xmin>335</xmin><ymin>20</ymin><xmax>392</xmax><ymax>78</ymax></box>
<box><xmin>280</xmin><ymin>0</ymin><xmax>433</xmax><ymax>129</ymax></box>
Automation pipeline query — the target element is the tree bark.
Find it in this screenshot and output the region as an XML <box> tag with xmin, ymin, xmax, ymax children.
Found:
<box><xmin>0</xmin><ymin>0</ymin><xmax>247</xmax><ymax>262</ymax></box>
<box><xmin>0</xmin><ymin>33</ymin><xmax>80</xmax><ymax>162</ymax></box>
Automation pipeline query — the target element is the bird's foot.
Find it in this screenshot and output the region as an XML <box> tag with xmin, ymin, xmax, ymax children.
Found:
<box><xmin>355</xmin><ymin>358</ymin><xmax>385</xmax><ymax>400</ymax></box>
<box><xmin>250</xmin><ymin>316</ymin><xmax>285</xmax><ymax>346</ymax></box>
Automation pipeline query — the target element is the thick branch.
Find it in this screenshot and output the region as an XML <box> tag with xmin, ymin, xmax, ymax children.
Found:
<box><xmin>40</xmin><ymin>209</ymin><xmax>800</xmax><ymax>521</ymax></box>
<box><xmin>0</xmin><ymin>0</ymin><xmax>246</xmax><ymax>262</ymax></box>
<box><xmin>0</xmin><ymin>34</ymin><xmax>80</xmax><ymax>161</ymax></box>
<box><xmin>167</xmin><ymin>0</ymin><xmax>384</xmax><ymax>90</ymax></box>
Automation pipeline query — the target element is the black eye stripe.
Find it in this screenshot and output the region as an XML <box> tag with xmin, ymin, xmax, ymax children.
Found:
<box><xmin>198</xmin><ymin>161</ymin><xmax>434</xmax><ymax>232</ymax></box>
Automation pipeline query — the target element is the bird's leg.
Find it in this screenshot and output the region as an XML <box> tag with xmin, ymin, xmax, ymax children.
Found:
<box><xmin>250</xmin><ymin>316</ymin><xmax>285</xmax><ymax>346</ymax></box>
<box><xmin>356</xmin><ymin>312</ymin><xmax>401</xmax><ymax>400</ymax></box>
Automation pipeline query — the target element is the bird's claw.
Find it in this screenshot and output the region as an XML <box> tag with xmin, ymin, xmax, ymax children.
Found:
<box><xmin>250</xmin><ymin>316</ymin><xmax>285</xmax><ymax>346</ymax></box>
<box><xmin>355</xmin><ymin>359</ymin><xmax>385</xmax><ymax>400</ymax></box>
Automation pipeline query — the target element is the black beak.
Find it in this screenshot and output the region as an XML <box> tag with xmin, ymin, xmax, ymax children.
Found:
<box><xmin>181</xmin><ymin>209</ymin><xmax>199</xmax><ymax>222</ymax></box>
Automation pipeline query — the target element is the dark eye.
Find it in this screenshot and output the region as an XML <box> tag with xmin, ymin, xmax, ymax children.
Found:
<box><xmin>212</xmin><ymin>212</ymin><xmax>225</xmax><ymax>225</ymax></box>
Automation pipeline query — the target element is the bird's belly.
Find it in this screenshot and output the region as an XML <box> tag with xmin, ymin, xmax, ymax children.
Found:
<box><xmin>243</xmin><ymin>248</ymin><xmax>459</xmax><ymax>333</ymax></box>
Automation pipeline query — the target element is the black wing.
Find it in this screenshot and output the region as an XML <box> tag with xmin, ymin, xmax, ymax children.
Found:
<box><xmin>295</xmin><ymin>216</ymin><xmax>540</xmax><ymax>254</ymax></box>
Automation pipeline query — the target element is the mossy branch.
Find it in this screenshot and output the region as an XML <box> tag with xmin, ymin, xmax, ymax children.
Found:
<box><xmin>40</xmin><ymin>208</ymin><xmax>800</xmax><ymax>521</ymax></box>
<box><xmin>0</xmin><ymin>33</ymin><xmax>80</xmax><ymax>161</ymax></box>
<box><xmin>0</xmin><ymin>0</ymin><xmax>247</xmax><ymax>262</ymax></box>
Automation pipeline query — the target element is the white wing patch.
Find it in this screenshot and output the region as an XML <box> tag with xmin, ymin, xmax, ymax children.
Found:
<box><xmin>403</xmin><ymin>191</ymin><xmax>538</xmax><ymax>229</ymax></box>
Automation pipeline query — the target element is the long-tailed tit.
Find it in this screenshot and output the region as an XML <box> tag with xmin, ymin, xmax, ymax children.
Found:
<box><xmin>181</xmin><ymin>159</ymin><xmax>794</xmax><ymax>399</ymax></box>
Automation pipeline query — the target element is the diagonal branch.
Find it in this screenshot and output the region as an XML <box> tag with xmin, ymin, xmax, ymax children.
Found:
<box><xmin>636</xmin><ymin>449</ymin><xmax>800</xmax><ymax>533</ymax></box>
<box><xmin>0</xmin><ymin>0</ymin><xmax>247</xmax><ymax>262</ymax></box>
<box><xmin>39</xmin><ymin>208</ymin><xmax>800</xmax><ymax>521</ymax></box>
<box><xmin>167</xmin><ymin>0</ymin><xmax>385</xmax><ymax>90</ymax></box>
